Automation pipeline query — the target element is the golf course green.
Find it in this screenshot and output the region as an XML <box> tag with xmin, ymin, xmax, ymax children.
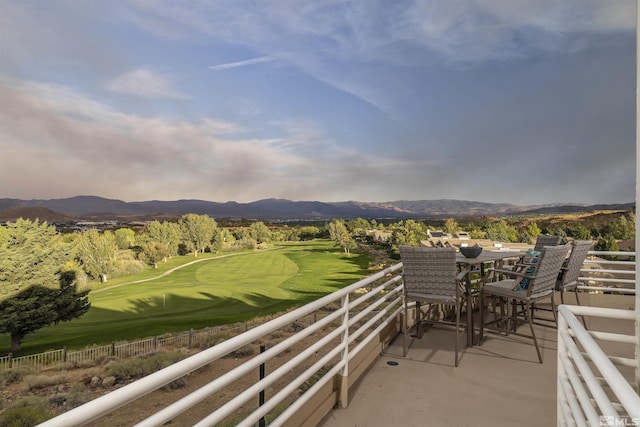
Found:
<box><xmin>0</xmin><ymin>240</ymin><xmax>370</xmax><ymax>355</ymax></box>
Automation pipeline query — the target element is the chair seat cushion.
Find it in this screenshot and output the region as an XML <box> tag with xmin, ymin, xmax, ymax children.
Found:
<box><xmin>485</xmin><ymin>280</ymin><xmax>528</xmax><ymax>299</ymax></box>
<box><xmin>485</xmin><ymin>280</ymin><xmax>554</xmax><ymax>301</ymax></box>
<box><xmin>406</xmin><ymin>292</ymin><xmax>457</xmax><ymax>304</ymax></box>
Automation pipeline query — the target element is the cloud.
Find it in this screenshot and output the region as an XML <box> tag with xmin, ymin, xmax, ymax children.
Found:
<box><xmin>209</xmin><ymin>55</ymin><xmax>277</xmax><ymax>71</ymax></box>
<box><xmin>106</xmin><ymin>68</ymin><xmax>186</xmax><ymax>99</ymax></box>
<box><xmin>0</xmin><ymin>77</ymin><xmax>405</xmax><ymax>202</ymax></box>
<box><xmin>126</xmin><ymin>1</ymin><xmax>635</xmax><ymax>65</ymax></box>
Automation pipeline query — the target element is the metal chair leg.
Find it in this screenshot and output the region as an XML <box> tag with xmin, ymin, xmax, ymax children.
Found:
<box><xmin>455</xmin><ymin>300</ymin><xmax>460</xmax><ymax>367</ymax></box>
<box><xmin>527</xmin><ymin>302</ymin><xmax>543</xmax><ymax>363</ymax></box>
<box><xmin>403</xmin><ymin>299</ymin><xmax>408</xmax><ymax>357</ymax></box>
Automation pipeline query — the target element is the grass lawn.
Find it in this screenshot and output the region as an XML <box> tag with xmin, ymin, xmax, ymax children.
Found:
<box><xmin>1</xmin><ymin>240</ymin><xmax>370</xmax><ymax>355</ymax></box>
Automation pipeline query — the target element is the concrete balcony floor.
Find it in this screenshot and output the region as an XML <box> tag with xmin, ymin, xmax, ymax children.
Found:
<box><xmin>320</xmin><ymin>295</ymin><xmax>635</xmax><ymax>427</ymax></box>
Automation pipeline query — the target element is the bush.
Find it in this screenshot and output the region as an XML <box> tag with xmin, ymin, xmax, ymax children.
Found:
<box><xmin>0</xmin><ymin>367</ymin><xmax>33</xmax><ymax>387</ymax></box>
<box><xmin>106</xmin><ymin>351</ymin><xmax>186</xmax><ymax>380</ymax></box>
<box><xmin>21</xmin><ymin>373</ymin><xmax>68</xmax><ymax>391</ymax></box>
<box><xmin>111</xmin><ymin>258</ymin><xmax>148</xmax><ymax>278</ymax></box>
<box><xmin>1</xmin><ymin>396</ymin><xmax>51</xmax><ymax>426</ymax></box>
<box><xmin>198</xmin><ymin>332</ymin><xmax>232</xmax><ymax>349</ymax></box>
<box><xmin>0</xmin><ymin>407</ymin><xmax>51</xmax><ymax>426</ymax></box>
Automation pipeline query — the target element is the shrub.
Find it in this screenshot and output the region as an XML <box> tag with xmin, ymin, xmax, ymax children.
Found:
<box><xmin>0</xmin><ymin>407</ymin><xmax>51</xmax><ymax>426</ymax></box>
<box><xmin>1</xmin><ymin>396</ymin><xmax>51</xmax><ymax>426</ymax></box>
<box><xmin>111</xmin><ymin>258</ymin><xmax>148</xmax><ymax>278</ymax></box>
<box><xmin>198</xmin><ymin>332</ymin><xmax>232</xmax><ymax>349</ymax></box>
<box><xmin>106</xmin><ymin>351</ymin><xmax>186</xmax><ymax>380</ymax></box>
<box><xmin>21</xmin><ymin>373</ymin><xmax>68</xmax><ymax>391</ymax></box>
<box><xmin>0</xmin><ymin>367</ymin><xmax>33</xmax><ymax>387</ymax></box>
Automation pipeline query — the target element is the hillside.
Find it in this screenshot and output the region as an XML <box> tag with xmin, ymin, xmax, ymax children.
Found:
<box><xmin>0</xmin><ymin>196</ymin><xmax>634</xmax><ymax>221</ymax></box>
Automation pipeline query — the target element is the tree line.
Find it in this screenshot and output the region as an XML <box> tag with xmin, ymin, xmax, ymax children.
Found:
<box><xmin>1</xmin><ymin>210</ymin><xmax>634</xmax><ymax>352</ymax></box>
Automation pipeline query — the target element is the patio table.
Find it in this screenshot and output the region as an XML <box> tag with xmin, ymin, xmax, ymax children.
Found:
<box><xmin>456</xmin><ymin>250</ymin><xmax>523</xmax><ymax>345</ymax></box>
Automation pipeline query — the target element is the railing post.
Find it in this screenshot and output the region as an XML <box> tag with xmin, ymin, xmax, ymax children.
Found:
<box><xmin>338</xmin><ymin>293</ymin><xmax>350</xmax><ymax>408</ymax></box>
<box><xmin>259</xmin><ymin>345</ymin><xmax>266</xmax><ymax>427</ymax></box>
<box><xmin>557</xmin><ymin>308</ymin><xmax>567</xmax><ymax>426</ymax></box>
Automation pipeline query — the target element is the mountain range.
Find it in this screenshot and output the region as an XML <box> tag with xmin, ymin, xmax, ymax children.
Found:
<box><xmin>0</xmin><ymin>196</ymin><xmax>634</xmax><ymax>222</ymax></box>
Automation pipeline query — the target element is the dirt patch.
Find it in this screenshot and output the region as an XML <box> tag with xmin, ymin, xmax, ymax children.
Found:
<box><xmin>1</xmin><ymin>331</ymin><xmax>334</xmax><ymax>426</ymax></box>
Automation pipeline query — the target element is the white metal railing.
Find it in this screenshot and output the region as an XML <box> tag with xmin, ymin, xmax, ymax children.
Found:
<box><xmin>557</xmin><ymin>305</ymin><xmax>640</xmax><ymax>427</ymax></box>
<box><xmin>580</xmin><ymin>251</ymin><xmax>636</xmax><ymax>295</ymax></box>
<box><xmin>39</xmin><ymin>263</ymin><xmax>404</xmax><ymax>427</ymax></box>
<box><xmin>32</xmin><ymin>249</ymin><xmax>639</xmax><ymax>426</ymax></box>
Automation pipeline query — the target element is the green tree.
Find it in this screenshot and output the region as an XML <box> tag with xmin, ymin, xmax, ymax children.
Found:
<box><xmin>443</xmin><ymin>218</ymin><xmax>458</xmax><ymax>235</ymax></box>
<box><xmin>346</xmin><ymin>218</ymin><xmax>371</xmax><ymax>236</ymax></box>
<box><xmin>211</xmin><ymin>229</ymin><xmax>225</xmax><ymax>253</ymax></box>
<box><xmin>143</xmin><ymin>220</ymin><xmax>181</xmax><ymax>257</ymax></box>
<box><xmin>139</xmin><ymin>242</ymin><xmax>170</xmax><ymax>268</ymax></box>
<box><xmin>328</xmin><ymin>219</ymin><xmax>356</xmax><ymax>255</ymax></box>
<box><xmin>114</xmin><ymin>228</ymin><xmax>136</xmax><ymax>250</ymax></box>
<box><xmin>179</xmin><ymin>214</ymin><xmax>217</xmax><ymax>256</ymax></box>
<box><xmin>0</xmin><ymin>271</ymin><xmax>90</xmax><ymax>352</ymax></box>
<box><xmin>298</xmin><ymin>226</ymin><xmax>320</xmax><ymax>241</ymax></box>
<box><xmin>527</xmin><ymin>222</ymin><xmax>541</xmax><ymax>240</ymax></box>
<box><xmin>569</xmin><ymin>224</ymin><xmax>592</xmax><ymax>240</ymax></box>
<box><xmin>485</xmin><ymin>219</ymin><xmax>518</xmax><ymax>243</ymax></box>
<box><xmin>76</xmin><ymin>229</ymin><xmax>118</xmax><ymax>282</ymax></box>
<box><xmin>595</xmin><ymin>235</ymin><xmax>619</xmax><ymax>253</ymax></box>
<box><xmin>617</xmin><ymin>215</ymin><xmax>635</xmax><ymax>240</ymax></box>
<box><xmin>468</xmin><ymin>227</ymin><xmax>485</xmax><ymax>239</ymax></box>
<box><xmin>0</xmin><ymin>219</ymin><xmax>69</xmax><ymax>301</ymax></box>
<box><xmin>389</xmin><ymin>220</ymin><xmax>427</xmax><ymax>248</ymax></box>
<box><xmin>249</xmin><ymin>221</ymin><xmax>271</xmax><ymax>244</ymax></box>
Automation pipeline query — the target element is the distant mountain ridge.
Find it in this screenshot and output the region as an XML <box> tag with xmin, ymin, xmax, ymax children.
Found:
<box><xmin>0</xmin><ymin>196</ymin><xmax>634</xmax><ymax>221</ymax></box>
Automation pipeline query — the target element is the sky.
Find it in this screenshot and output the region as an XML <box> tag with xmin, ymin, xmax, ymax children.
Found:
<box><xmin>0</xmin><ymin>0</ymin><xmax>636</xmax><ymax>206</ymax></box>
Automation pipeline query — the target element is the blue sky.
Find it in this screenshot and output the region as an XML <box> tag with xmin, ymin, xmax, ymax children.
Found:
<box><xmin>0</xmin><ymin>0</ymin><xmax>636</xmax><ymax>205</ymax></box>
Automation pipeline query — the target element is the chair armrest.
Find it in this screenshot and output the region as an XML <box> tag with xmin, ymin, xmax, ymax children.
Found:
<box><xmin>487</xmin><ymin>268</ymin><xmax>529</xmax><ymax>279</ymax></box>
<box><xmin>456</xmin><ymin>267</ymin><xmax>471</xmax><ymax>281</ymax></box>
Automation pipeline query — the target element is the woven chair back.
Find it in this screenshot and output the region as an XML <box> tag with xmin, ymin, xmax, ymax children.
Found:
<box><xmin>533</xmin><ymin>235</ymin><xmax>562</xmax><ymax>252</ymax></box>
<box><xmin>399</xmin><ymin>246</ymin><xmax>458</xmax><ymax>298</ymax></box>
<box><xmin>527</xmin><ymin>244</ymin><xmax>570</xmax><ymax>296</ymax></box>
<box><xmin>559</xmin><ymin>240</ymin><xmax>593</xmax><ymax>287</ymax></box>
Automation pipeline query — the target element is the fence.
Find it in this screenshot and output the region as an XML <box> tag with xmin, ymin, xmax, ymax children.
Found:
<box><xmin>0</xmin><ymin>321</ymin><xmax>274</xmax><ymax>371</ymax></box>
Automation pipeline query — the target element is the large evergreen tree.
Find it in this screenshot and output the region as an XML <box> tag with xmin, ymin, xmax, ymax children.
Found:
<box><xmin>0</xmin><ymin>271</ymin><xmax>90</xmax><ymax>352</ymax></box>
<box><xmin>0</xmin><ymin>219</ymin><xmax>69</xmax><ymax>300</ymax></box>
<box><xmin>0</xmin><ymin>220</ymin><xmax>90</xmax><ymax>351</ymax></box>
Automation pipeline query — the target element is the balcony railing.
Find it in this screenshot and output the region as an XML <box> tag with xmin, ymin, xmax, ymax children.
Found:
<box><xmin>38</xmin><ymin>249</ymin><xmax>637</xmax><ymax>426</ymax></box>
<box><xmin>557</xmin><ymin>305</ymin><xmax>640</xmax><ymax>426</ymax></box>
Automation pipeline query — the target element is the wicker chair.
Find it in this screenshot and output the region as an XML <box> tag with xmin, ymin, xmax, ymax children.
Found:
<box><xmin>533</xmin><ymin>234</ymin><xmax>562</xmax><ymax>252</ymax></box>
<box><xmin>479</xmin><ymin>244</ymin><xmax>570</xmax><ymax>363</ymax></box>
<box><xmin>399</xmin><ymin>246</ymin><xmax>470</xmax><ymax>367</ymax></box>
<box><xmin>556</xmin><ymin>240</ymin><xmax>593</xmax><ymax>326</ymax></box>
